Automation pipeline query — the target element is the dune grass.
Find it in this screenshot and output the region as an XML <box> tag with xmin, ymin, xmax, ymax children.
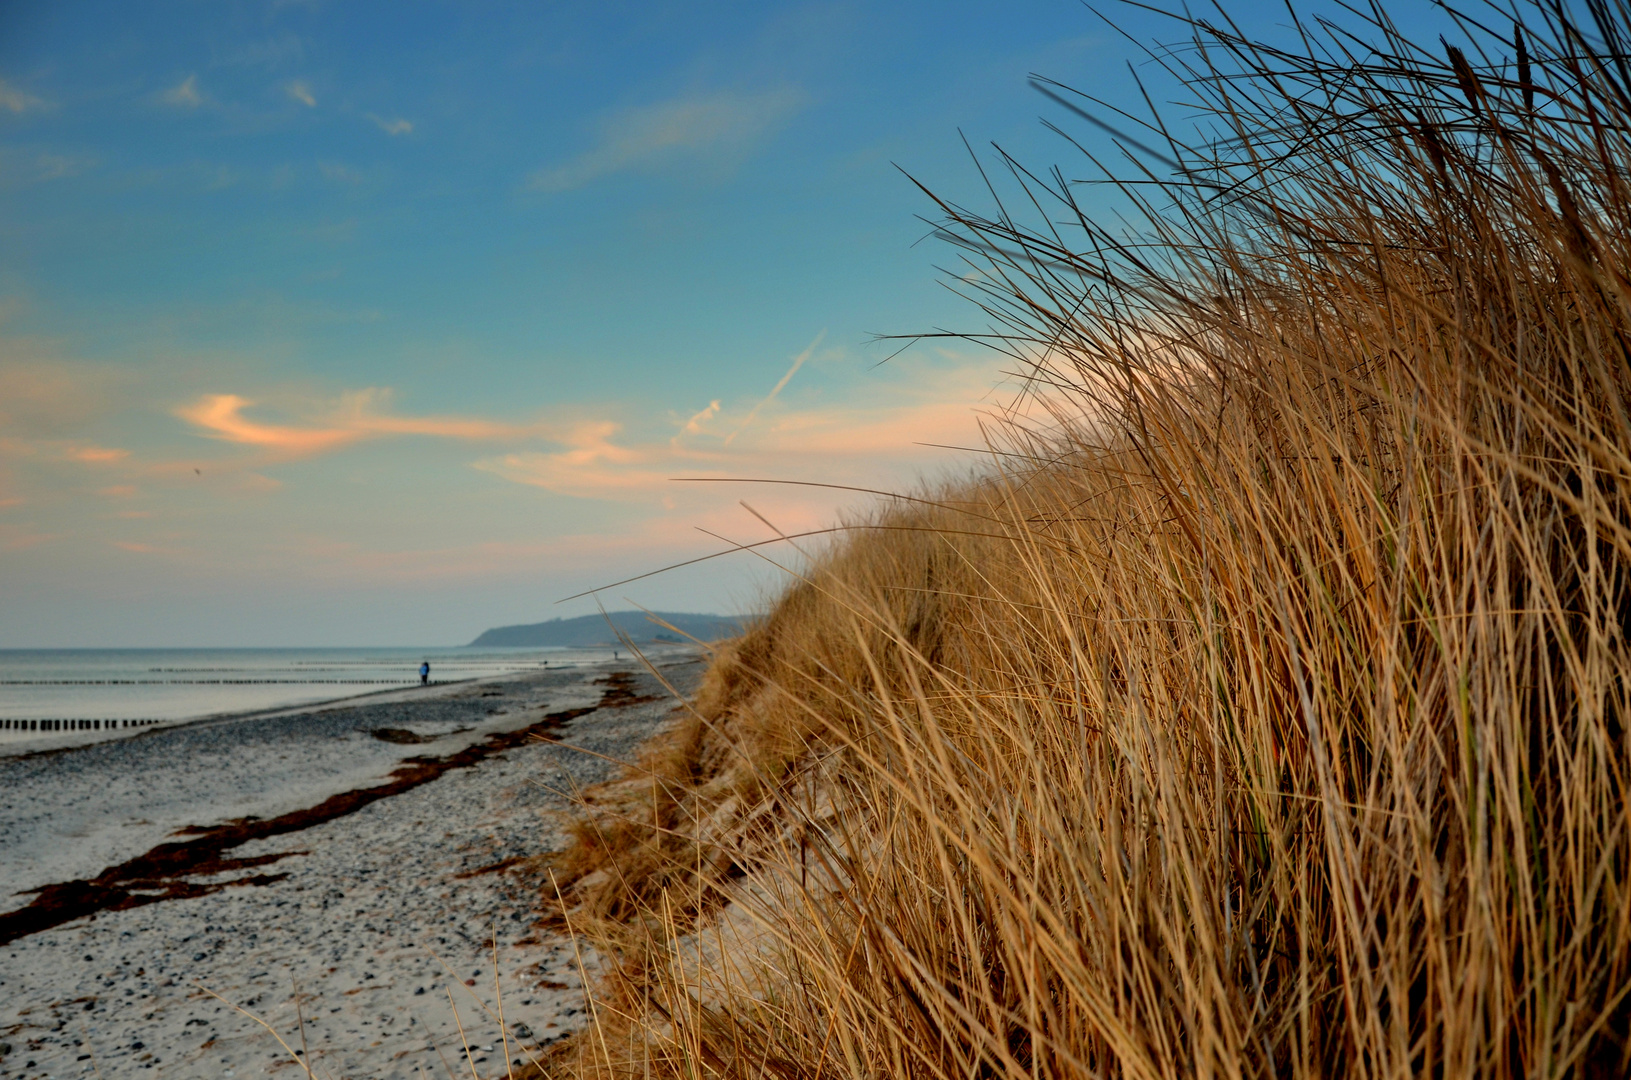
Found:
<box><xmin>536</xmin><ymin>3</ymin><xmax>1631</xmax><ymax>1075</ymax></box>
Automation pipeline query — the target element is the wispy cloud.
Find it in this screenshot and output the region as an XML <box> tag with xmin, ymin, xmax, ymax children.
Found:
<box><xmin>474</xmin><ymin>421</ymin><xmax>669</xmax><ymax>500</ymax></box>
<box><xmin>285</xmin><ymin>80</ymin><xmax>317</xmax><ymax>107</ymax></box>
<box><xmin>472</xmin><ymin>355</ymin><xmax>1011</xmax><ymax>508</ymax></box>
<box><xmin>1</xmin><ymin>328</ymin><xmax>1017</xmax><ymax>608</ymax></box>
<box><xmin>111</xmin><ymin>540</ymin><xmax>184</xmax><ymax>555</ymax></box>
<box><xmin>161</xmin><ymin>75</ymin><xmax>205</xmax><ymax>109</ymax></box>
<box><xmin>236</xmin><ymin>517</ymin><xmax>738</xmax><ymax>586</ymax></box>
<box><xmin>318</xmin><ymin>161</ymin><xmax>364</xmax><ymax>184</ymax></box>
<box><xmin>675</xmin><ymin>400</ymin><xmax>721</xmax><ymax>444</ymax></box>
<box><xmin>367</xmin><ymin>114</ymin><xmax>412</xmax><ymax>136</ymax></box>
<box><xmin>0</xmin><ymin>78</ymin><xmax>47</xmax><ymax>114</ymax></box>
<box><xmin>177</xmin><ymin>394</ymin><xmax>355</xmax><ymax>455</ymax></box>
<box><xmin>68</xmin><ymin>445</ymin><xmax>130</xmax><ymax>464</ymax></box>
<box><xmin>0</xmin><ymin>523</ymin><xmax>55</xmax><ymax>551</ymax></box>
<box><xmin>33</xmin><ymin>152</ymin><xmax>96</xmax><ymax>181</ymax></box>
<box><xmin>0</xmin><ymin>150</ymin><xmax>98</xmax><ymax>186</ymax></box>
<box><xmin>0</xmin><ymin>354</ymin><xmax>127</xmax><ymax>438</ymax></box>
<box><xmin>529</xmin><ymin>86</ymin><xmax>807</xmax><ymax>192</ymax></box>
<box><xmin>175</xmin><ymin>389</ymin><xmax>546</xmax><ymax>459</ymax></box>
<box><xmin>211</xmin><ymin>33</ymin><xmax>305</xmax><ymax>71</ymax></box>
<box><xmin>726</xmin><ymin>329</ymin><xmax>823</xmax><ymax>444</ymax></box>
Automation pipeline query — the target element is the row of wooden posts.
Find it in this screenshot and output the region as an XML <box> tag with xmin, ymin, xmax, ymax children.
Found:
<box><xmin>1</xmin><ymin>718</ymin><xmax>161</xmax><ymax>731</ymax></box>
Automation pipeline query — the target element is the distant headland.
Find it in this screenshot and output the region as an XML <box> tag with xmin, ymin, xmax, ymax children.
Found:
<box><xmin>466</xmin><ymin>611</ymin><xmax>749</xmax><ymax>648</ymax></box>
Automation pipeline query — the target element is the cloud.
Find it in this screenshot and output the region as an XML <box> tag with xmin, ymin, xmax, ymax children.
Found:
<box><xmin>68</xmin><ymin>446</ymin><xmax>130</xmax><ymax>464</ymax></box>
<box><xmin>471</xmin><ymin>355</ymin><xmax>1012</xmax><ymax>508</ymax></box>
<box><xmin>0</xmin><ymin>149</ymin><xmax>97</xmax><ymax>186</ymax></box>
<box><xmin>318</xmin><ymin>161</ymin><xmax>364</xmax><ymax>184</ymax></box>
<box><xmin>111</xmin><ymin>540</ymin><xmax>179</xmax><ymax>555</ymax></box>
<box><xmin>473</xmin><ymin>421</ymin><xmax>669</xmax><ymax>500</ymax></box>
<box><xmin>0</xmin><ymin>523</ymin><xmax>54</xmax><ymax>551</ymax></box>
<box><xmin>241</xmin><ymin>518</ymin><xmax>729</xmax><ymax>586</ymax></box>
<box><xmin>725</xmin><ymin>329</ymin><xmax>823</xmax><ymax>444</ymax></box>
<box><xmin>162</xmin><ymin>75</ymin><xmax>205</xmax><ymax>109</ymax></box>
<box><xmin>0</xmin><ymin>354</ymin><xmax>126</xmax><ymax>438</ymax></box>
<box><xmin>177</xmin><ymin>394</ymin><xmax>358</xmax><ymax>456</ymax></box>
<box><xmin>0</xmin><ymin>78</ymin><xmax>46</xmax><ymax>114</ymax></box>
<box><xmin>675</xmin><ymin>400</ymin><xmax>721</xmax><ymax>444</ymax></box>
<box><xmin>212</xmin><ymin>33</ymin><xmax>305</xmax><ymax>71</ymax></box>
<box><xmin>33</xmin><ymin>153</ymin><xmax>96</xmax><ymax>181</ymax></box>
<box><xmin>327</xmin><ymin>388</ymin><xmax>540</xmax><ymax>440</ymax></box>
<box><xmin>175</xmin><ymin>389</ymin><xmax>547</xmax><ymax>460</ymax></box>
<box><xmin>529</xmin><ymin>86</ymin><xmax>806</xmax><ymax>192</ymax></box>
<box><xmin>285</xmin><ymin>80</ymin><xmax>317</xmax><ymax>107</ymax></box>
<box><xmin>367</xmin><ymin>114</ymin><xmax>412</xmax><ymax>136</ymax></box>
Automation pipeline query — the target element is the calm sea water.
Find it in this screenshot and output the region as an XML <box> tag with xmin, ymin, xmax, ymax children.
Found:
<box><xmin>0</xmin><ymin>645</ymin><xmax>614</xmax><ymax>725</ymax></box>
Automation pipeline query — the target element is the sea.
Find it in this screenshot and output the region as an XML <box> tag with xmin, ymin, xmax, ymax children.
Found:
<box><xmin>0</xmin><ymin>645</ymin><xmax>618</xmax><ymax>739</ymax></box>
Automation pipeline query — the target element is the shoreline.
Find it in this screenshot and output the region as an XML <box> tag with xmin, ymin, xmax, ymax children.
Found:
<box><xmin>0</xmin><ymin>675</ymin><xmax>498</xmax><ymax>760</ymax></box>
<box><xmin>0</xmin><ymin>651</ymin><xmax>703</xmax><ymax>1078</ymax></box>
<box><xmin>0</xmin><ymin>697</ymin><xmax>601</xmax><ymax>946</ymax></box>
<box><xmin>0</xmin><ymin>650</ymin><xmax>693</xmax><ymax>910</ymax></box>
<box><xmin>0</xmin><ymin>650</ymin><xmax>624</xmax><ymax>759</ymax></box>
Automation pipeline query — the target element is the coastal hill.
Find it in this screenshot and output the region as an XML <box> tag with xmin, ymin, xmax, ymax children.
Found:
<box><xmin>466</xmin><ymin>610</ymin><xmax>747</xmax><ymax>648</ymax></box>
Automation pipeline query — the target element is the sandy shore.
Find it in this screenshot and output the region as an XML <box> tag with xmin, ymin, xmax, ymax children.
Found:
<box><xmin>0</xmin><ymin>650</ymin><xmax>701</xmax><ymax>1078</ymax></box>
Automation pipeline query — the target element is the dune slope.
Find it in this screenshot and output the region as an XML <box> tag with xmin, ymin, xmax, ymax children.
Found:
<box><xmin>540</xmin><ymin>5</ymin><xmax>1631</xmax><ymax>1076</ymax></box>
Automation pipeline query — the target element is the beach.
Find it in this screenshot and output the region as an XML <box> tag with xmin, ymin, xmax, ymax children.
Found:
<box><xmin>0</xmin><ymin>649</ymin><xmax>701</xmax><ymax>1078</ymax></box>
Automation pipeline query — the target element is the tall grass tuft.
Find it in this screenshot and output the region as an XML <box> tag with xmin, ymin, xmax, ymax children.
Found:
<box><xmin>542</xmin><ymin>3</ymin><xmax>1631</xmax><ymax>1075</ymax></box>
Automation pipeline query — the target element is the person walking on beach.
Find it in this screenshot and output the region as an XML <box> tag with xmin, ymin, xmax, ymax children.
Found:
<box><xmin>419</xmin><ymin>661</ymin><xmax>430</xmax><ymax>686</ymax></box>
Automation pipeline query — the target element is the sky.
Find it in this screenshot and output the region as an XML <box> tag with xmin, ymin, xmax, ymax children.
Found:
<box><xmin>0</xmin><ymin>0</ymin><xmax>1458</xmax><ymax>647</ymax></box>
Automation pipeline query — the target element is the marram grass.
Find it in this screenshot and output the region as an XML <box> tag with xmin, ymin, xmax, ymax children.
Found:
<box><xmin>538</xmin><ymin>3</ymin><xmax>1631</xmax><ymax>1076</ymax></box>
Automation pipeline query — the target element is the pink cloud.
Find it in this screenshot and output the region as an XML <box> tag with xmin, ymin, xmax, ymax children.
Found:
<box><xmin>473</xmin><ymin>420</ymin><xmax>671</xmax><ymax>499</ymax></box>
<box><xmin>236</xmin><ymin>472</ymin><xmax>283</xmax><ymax>493</ymax></box>
<box><xmin>176</xmin><ymin>394</ymin><xmax>360</xmax><ymax>456</ymax></box>
<box><xmin>69</xmin><ymin>445</ymin><xmax>131</xmax><ymax>464</ymax></box>
<box><xmin>0</xmin><ymin>523</ymin><xmax>55</xmax><ymax>551</ymax></box>
<box><xmin>0</xmin><ymin>356</ymin><xmax>126</xmax><ymax>438</ymax></box>
<box><xmin>251</xmin><ymin>513</ymin><xmax>742</xmax><ymax>585</ymax></box>
<box><xmin>175</xmin><ymin>389</ymin><xmax>550</xmax><ymax>460</ymax></box>
<box><xmin>471</xmin><ymin>358</ymin><xmax>1009</xmax><ymax>509</ymax></box>
<box><xmin>0</xmin><ymin>346</ymin><xmax>1033</xmax><ymax>605</ymax></box>
<box><xmin>108</xmin><ymin>535</ymin><xmax>191</xmax><ymax>556</ymax></box>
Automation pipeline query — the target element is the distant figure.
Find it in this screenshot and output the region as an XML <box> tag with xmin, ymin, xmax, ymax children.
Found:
<box><xmin>419</xmin><ymin>661</ymin><xmax>430</xmax><ymax>686</ymax></box>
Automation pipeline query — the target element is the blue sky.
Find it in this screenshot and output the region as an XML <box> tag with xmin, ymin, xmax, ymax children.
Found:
<box><xmin>0</xmin><ymin>0</ymin><xmax>1456</xmax><ymax>646</ymax></box>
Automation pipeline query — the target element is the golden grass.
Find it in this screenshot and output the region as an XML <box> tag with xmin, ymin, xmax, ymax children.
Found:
<box><xmin>538</xmin><ymin>3</ymin><xmax>1631</xmax><ymax>1075</ymax></box>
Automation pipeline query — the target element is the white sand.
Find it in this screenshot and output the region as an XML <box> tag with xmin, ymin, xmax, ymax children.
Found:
<box><xmin>0</xmin><ymin>655</ymin><xmax>699</xmax><ymax>1078</ymax></box>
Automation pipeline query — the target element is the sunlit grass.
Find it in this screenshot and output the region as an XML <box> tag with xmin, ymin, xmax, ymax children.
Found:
<box><xmin>537</xmin><ymin>3</ymin><xmax>1631</xmax><ymax>1075</ymax></box>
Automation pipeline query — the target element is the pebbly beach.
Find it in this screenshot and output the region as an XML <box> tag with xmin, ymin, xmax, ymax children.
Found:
<box><xmin>0</xmin><ymin>649</ymin><xmax>702</xmax><ymax>1078</ymax></box>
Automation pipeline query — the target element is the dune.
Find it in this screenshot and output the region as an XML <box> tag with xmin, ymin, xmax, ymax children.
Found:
<box><xmin>528</xmin><ymin>4</ymin><xmax>1631</xmax><ymax>1077</ymax></box>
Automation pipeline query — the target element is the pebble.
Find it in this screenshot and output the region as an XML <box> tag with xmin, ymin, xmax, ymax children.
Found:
<box><xmin>0</xmin><ymin>653</ymin><xmax>703</xmax><ymax>1079</ymax></box>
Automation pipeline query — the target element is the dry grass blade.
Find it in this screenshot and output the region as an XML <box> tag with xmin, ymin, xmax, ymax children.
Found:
<box><xmin>540</xmin><ymin>2</ymin><xmax>1631</xmax><ymax>1077</ymax></box>
<box><xmin>193</xmin><ymin>982</ymin><xmax>318</xmax><ymax>1080</ymax></box>
<box><xmin>447</xmin><ymin>987</ymin><xmax>481</xmax><ymax>1080</ymax></box>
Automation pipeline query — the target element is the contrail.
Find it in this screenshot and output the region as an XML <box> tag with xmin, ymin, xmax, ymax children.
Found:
<box><xmin>725</xmin><ymin>329</ymin><xmax>827</xmax><ymax>445</ymax></box>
